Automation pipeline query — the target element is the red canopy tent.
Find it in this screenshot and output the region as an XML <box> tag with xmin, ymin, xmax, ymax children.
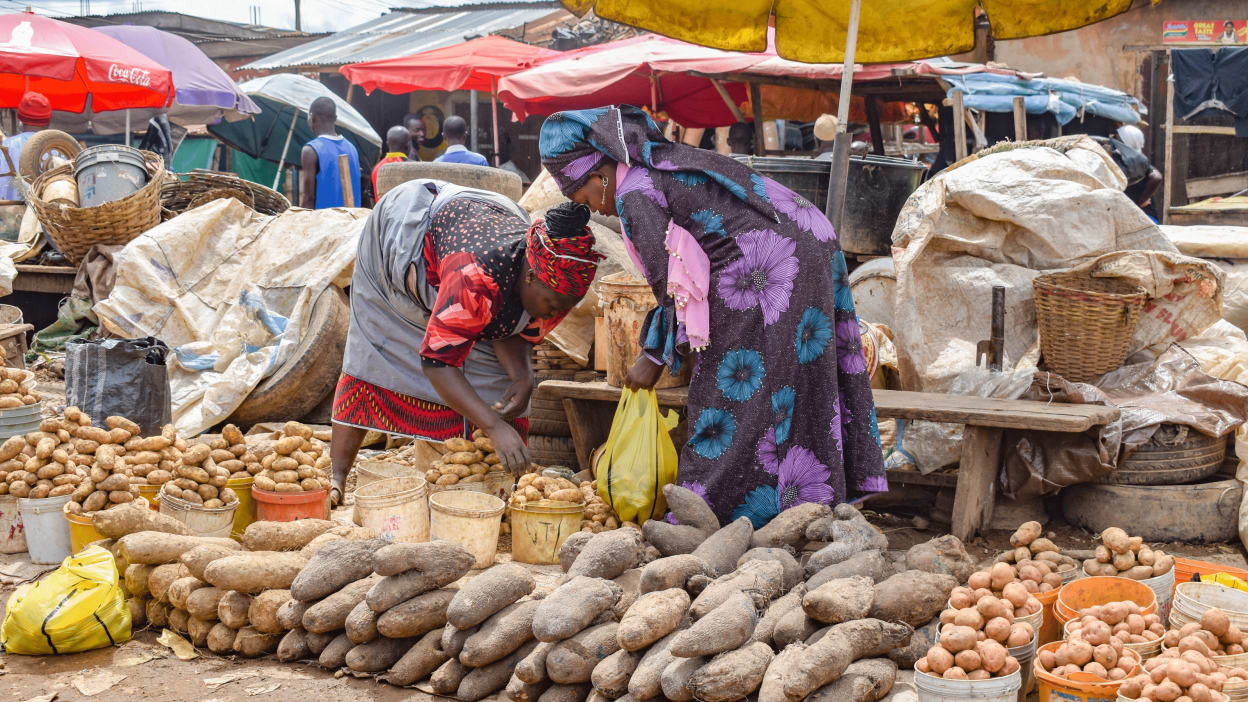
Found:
<box><xmin>341</xmin><ymin>36</ymin><xmax>560</xmax><ymax>163</ymax></box>
<box><xmin>0</xmin><ymin>12</ymin><xmax>173</xmax><ymax>113</ymax></box>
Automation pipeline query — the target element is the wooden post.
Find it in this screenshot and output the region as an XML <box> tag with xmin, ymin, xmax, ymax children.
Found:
<box><xmin>953</xmin><ymin>90</ymin><xmax>967</xmax><ymax>162</ymax></box>
<box><xmin>749</xmin><ymin>82</ymin><xmax>765</xmax><ymax>155</ymax></box>
<box><xmin>1012</xmin><ymin>96</ymin><xmax>1026</xmax><ymax>141</ymax></box>
<box><xmin>951</xmin><ymin>425</ymin><xmax>1002</xmax><ymax>542</ymax></box>
<box><xmin>337</xmin><ymin>153</ymin><xmax>355</xmax><ymax>207</ymax></box>
<box><xmin>1163</xmin><ymin>48</ymin><xmax>1174</xmax><ymax>224</ymax></box>
<box><xmin>865</xmin><ymin>97</ymin><xmax>884</xmax><ymax>156</ymax></box>
<box><xmin>823</xmin><ymin>0</ymin><xmax>862</xmax><ymax>233</ymax></box>
<box><xmin>710</xmin><ymin>79</ymin><xmax>746</xmax><ymax>122</ymax></box>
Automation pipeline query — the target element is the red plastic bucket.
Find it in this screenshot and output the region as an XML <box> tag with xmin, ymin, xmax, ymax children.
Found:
<box><xmin>251</xmin><ymin>487</ymin><xmax>329</xmax><ymax>522</ymax></box>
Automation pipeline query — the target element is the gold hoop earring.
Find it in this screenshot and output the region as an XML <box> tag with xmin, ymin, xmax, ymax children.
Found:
<box><xmin>600</xmin><ymin>175</ymin><xmax>609</xmax><ymax>206</ymax></box>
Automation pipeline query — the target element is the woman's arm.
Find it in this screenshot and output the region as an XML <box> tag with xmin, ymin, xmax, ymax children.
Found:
<box><xmin>424</xmin><ymin>366</ymin><xmax>529</xmax><ymax>472</ymax></box>
<box><xmin>492</xmin><ymin>335</ymin><xmax>535</xmax><ymax>419</ymax></box>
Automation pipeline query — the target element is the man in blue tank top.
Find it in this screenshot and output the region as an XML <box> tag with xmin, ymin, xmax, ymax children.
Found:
<box><xmin>299</xmin><ymin>97</ymin><xmax>361</xmax><ymax>209</ymax></box>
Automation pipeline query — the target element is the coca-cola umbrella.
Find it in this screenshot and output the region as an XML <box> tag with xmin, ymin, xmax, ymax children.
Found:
<box><xmin>0</xmin><ymin>11</ymin><xmax>173</xmax><ymax>113</ymax></box>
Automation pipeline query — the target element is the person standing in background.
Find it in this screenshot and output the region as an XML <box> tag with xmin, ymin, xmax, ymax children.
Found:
<box><xmin>725</xmin><ymin>122</ymin><xmax>754</xmax><ymax>155</ymax></box>
<box><xmin>299</xmin><ymin>97</ymin><xmax>361</xmax><ymax>209</ymax></box>
<box><xmin>0</xmin><ymin>91</ymin><xmax>52</xmax><ymax>202</ymax></box>
<box><xmin>371</xmin><ymin>126</ymin><xmax>412</xmax><ymax>198</ymax></box>
<box><xmin>403</xmin><ymin>112</ymin><xmax>425</xmax><ymax>162</ymax></box>
<box><xmin>1116</xmin><ymin>123</ymin><xmax>1145</xmax><ymax>152</ymax></box>
<box><xmin>434</xmin><ymin>116</ymin><xmax>489</xmax><ymax>166</ymax></box>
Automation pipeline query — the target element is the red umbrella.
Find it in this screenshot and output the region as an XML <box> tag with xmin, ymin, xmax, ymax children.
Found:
<box><xmin>340</xmin><ymin>35</ymin><xmax>558</xmax><ymax>95</ymax></box>
<box><xmin>0</xmin><ymin>11</ymin><xmax>174</xmax><ymax>113</ymax></box>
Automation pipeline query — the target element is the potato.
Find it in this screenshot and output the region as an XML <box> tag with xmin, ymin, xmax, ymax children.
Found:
<box><xmin>445</xmin><ymin>437</ymin><xmax>475</xmax><ymax>453</ymax></box>
<box><xmin>1101</xmin><ymin>527</ymin><xmax>1130</xmax><ymax>554</ymax></box>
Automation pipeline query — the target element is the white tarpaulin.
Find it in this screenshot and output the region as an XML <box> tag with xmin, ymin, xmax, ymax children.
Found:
<box><xmin>94</xmin><ymin>199</ymin><xmax>367</xmax><ymax>436</ymax></box>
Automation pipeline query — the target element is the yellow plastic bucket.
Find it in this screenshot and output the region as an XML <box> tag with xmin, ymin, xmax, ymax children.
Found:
<box><xmin>353</xmin><ymin>476</ymin><xmax>429</xmax><ymax>543</ymax></box>
<box><xmin>66</xmin><ymin>511</ymin><xmax>105</xmax><ymax>554</ymax></box>
<box><xmin>226</xmin><ymin>476</ymin><xmax>256</xmax><ymax>541</ymax></box>
<box><xmin>510</xmin><ymin>500</ymin><xmax>585</xmax><ymax>565</ymax></box>
<box><xmin>136</xmin><ymin>484</ymin><xmax>161</xmax><ymax>511</ymax></box>
<box><xmin>429</xmin><ymin>490</ymin><xmax>505</xmax><ymax>568</ymax></box>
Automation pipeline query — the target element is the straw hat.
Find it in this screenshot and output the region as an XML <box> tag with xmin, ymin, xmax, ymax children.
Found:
<box><xmin>814</xmin><ymin>114</ymin><xmax>839</xmax><ymax>141</ymax></box>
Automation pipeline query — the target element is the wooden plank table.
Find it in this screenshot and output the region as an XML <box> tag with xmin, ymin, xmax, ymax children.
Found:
<box><xmin>539</xmin><ymin>380</ymin><xmax>1120</xmax><ymax>541</ymax></box>
<box><xmin>13</xmin><ymin>264</ymin><xmax>75</xmax><ymax>295</ymax></box>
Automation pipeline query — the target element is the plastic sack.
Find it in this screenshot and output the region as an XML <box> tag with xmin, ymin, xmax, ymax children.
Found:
<box><xmin>594</xmin><ymin>387</ymin><xmax>679</xmax><ymax>523</ymax></box>
<box><xmin>1</xmin><ymin>544</ymin><xmax>131</xmax><ymax>655</ymax></box>
<box><xmin>65</xmin><ymin>336</ymin><xmax>171</xmax><ymax>436</ymax></box>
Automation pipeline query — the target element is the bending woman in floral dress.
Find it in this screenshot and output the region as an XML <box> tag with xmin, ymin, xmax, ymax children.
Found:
<box><xmin>540</xmin><ymin>105</ymin><xmax>886</xmax><ymax>525</ymax></box>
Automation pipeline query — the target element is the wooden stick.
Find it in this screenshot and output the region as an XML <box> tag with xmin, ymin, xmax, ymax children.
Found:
<box><xmin>953</xmin><ymin>90</ymin><xmax>967</xmax><ymax>162</ymax></box>
<box><xmin>338</xmin><ymin>153</ymin><xmax>355</xmax><ymax>207</ymax></box>
<box><xmin>1012</xmin><ymin>96</ymin><xmax>1026</xmax><ymax>141</ymax></box>
<box><xmin>1163</xmin><ymin>48</ymin><xmax>1174</xmax><ymax>224</ymax></box>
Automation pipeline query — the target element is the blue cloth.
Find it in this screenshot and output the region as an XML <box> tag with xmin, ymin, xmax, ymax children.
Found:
<box><xmin>434</xmin><ymin>144</ymin><xmax>489</xmax><ymax>167</ymax></box>
<box><xmin>0</xmin><ymin>131</ymin><xmax>34</xmax><ymax>201</ymax></box>
<box><xmin>941</xmin><ymin>72</ymin><xmax>1144</xmax><ymax>126</ymax></box>
<box><xmin>306</xmin><ymin>135</ymin><xmax>361</xmax><ymax>208</ymax></box>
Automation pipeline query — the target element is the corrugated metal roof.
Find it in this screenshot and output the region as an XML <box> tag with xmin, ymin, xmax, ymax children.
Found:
<box><xmin>242</xmin><ymin>5</ymin><xmax>560</xmax><ymax>70</ymax></box>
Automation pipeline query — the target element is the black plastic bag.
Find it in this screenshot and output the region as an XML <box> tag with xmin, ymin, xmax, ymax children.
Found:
<box><xmin>66</xmin><ymin>337</ymin><xmax>171</xmax><ymax>436</ymax></box>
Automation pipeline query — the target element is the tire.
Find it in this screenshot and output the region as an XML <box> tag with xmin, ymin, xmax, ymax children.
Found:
<box><xmin>17</xmin><ymin>130</ymin><xmax>81</xmax><ymax>180</ymax></box>
<box><xmin>1061</xmin><ymin>478</ymin><xmax>1241</xmax><ymax>543</ymax></box>
<box><xmin>376</xmin><ymin>161</ymin><xmax>523</xmax><ymax>201</ymax></box>
<box><xmin>228</xmin><ymin>286</ymin><xmax>350</xmax><ymax>427</ymax></box>
<box><xmin>1097</xmin><ymin>424</ymin><xmax>1226</xmax><ymax>485</ymax></box>
<box><xmin>528</xmin><ymin>433</ymin><xmax>578</xmax><ymax>468</ymax></box>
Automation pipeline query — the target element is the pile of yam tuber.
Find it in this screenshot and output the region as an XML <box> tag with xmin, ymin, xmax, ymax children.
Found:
<box><xmin>1083</xmin><ymin>527</ymin><xmax>1174</xmax><ymax>580</ymax></box>
<box><xmin>1064</xmin><ymin>600</ymin><xmax>1165</xmax><ymax>646</ymax></box>
<box><xmin>1000</xmin><ymin>520</ymin><xmax>1079</xmax><ymax>575</ymax></box>
<box><xmin>953</xmin><ymin>563</ymin><xmax>1045</xmax><ymax>615</ymax></box>
<box><xmin>251</xmin><ymin>421</ymin><xmax>331</xmax><ymax>493</ymax></box>
<box><xmin>1037</xmin><ymin>637</ymin><xmax>1142</xmax><ymax>681</ymax></box>
<box><xmin>425</xmin><ymin>430</ymin><xmax>500</xmax><ymax>486</ymax></box>
<box><xmin>1163</xmin><ymin>609</ymin><xmax>1246</xmax><ymax>657</ymax></box>
<box><xmin>0</xmin><ymin>367</ymin><xmax>39</xmax><ymax>408</ymax></box>
<box><xmin>1119</xmin><ymin>647</ymin><xmax>1248</xmax><ymax>701</ymax></box>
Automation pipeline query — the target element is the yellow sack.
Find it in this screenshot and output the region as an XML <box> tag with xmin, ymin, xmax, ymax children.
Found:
<box><xmin>1</xmin><ymin>545</ymin><xmax>131</xmax><ymax>655</ymax></box>
<box><xmin>1199</xmin><ymin>572</ymin><xmax>1248</xmax><ymax>592</ymax></box>
<box><xmin>594</xmin><ymin>387</ymin><xmax>679</xmax><ymax>523</ymax></box>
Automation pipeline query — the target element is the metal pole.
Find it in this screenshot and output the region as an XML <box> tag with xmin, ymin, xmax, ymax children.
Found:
<box><xmin>823</xmin><ymin>0</ymin><xmax>862</xmax><ymax>234</ymax></box>
<box><xmin>273</xmin><ymin>110</ymin><xmax>298</xmax><ymax>190</ymax></box>
<box><xmin>469</xmin><ymin>89</ymin><xmax>479</xmax><ymax>152</ymax></box>
<box><xmin>491</xmin><ymin>76</ymin><xmax>501</xmax><ymax>167</ymax></box>
<box><xmin>1163</xmin><ymin>48</ymin><xmax>1174</xmax><ymax>224</ymax></box>
<box><xmin>125</xmin><ymin>110</ymin><xmax>131</xmax><ymax>147</ymax></box>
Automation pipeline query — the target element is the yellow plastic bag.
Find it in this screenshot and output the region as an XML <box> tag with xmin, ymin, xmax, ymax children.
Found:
<box><xmin>1</xmin><ymin>544</ymin><xmax>131</xmax><ymax>655</ymax></box>
<box><xmin>594</xmin><ymin>387</ymin><xmax>679</xmax><ymax>523</ymax></box>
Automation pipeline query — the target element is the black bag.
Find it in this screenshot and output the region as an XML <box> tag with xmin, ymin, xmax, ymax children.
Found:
<box><xmin>65</xmin><ymin>337</ymin><xmax>172</xmax><ymax>436</ymax></box>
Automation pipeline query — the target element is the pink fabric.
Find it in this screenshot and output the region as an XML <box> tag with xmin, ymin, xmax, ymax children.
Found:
<box><xmin>615</xmin><ymin>162</ymin><xmax>711</xmax><ymax>351</ymax></box>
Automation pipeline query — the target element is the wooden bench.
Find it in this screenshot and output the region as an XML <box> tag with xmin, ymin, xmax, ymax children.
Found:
<box><xmin>537</xmin><ymin>380</ymin><xmax>1120</xmax><ymax>541</ymax></box>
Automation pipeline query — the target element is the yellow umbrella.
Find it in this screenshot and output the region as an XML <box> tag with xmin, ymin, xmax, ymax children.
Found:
<box><xmin>560</xmin><ymin>0</ymin><xmax>1135</xmax><ymax>64</ymax></box>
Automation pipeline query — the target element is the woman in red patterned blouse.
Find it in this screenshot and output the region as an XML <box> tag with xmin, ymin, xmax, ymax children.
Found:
<box><xmin>330</xmin><ymin>181</ymin><xmax>600</xmax><ymax>505</ymax></box>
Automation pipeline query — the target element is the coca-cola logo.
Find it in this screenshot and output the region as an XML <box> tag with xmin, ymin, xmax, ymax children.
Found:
<box><xmin>107</xmin><ymin>63</ymin><xmax>152</xmax><ymax>87</ymax></box>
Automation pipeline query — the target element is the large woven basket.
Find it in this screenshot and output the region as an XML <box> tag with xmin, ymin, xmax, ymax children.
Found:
<box><xmin>29</xmin><ymin>150</ymin><xmax>164</xmax><ymax>265</ymax></box>
<box><xmin>161</xmin><ymin>170</ymin><xmax>290</xmax><ymax>219</ymax></box>
<box><xmin>1033</xmin><ymin>272</ymin><xmax>1147</xmax><ymax>383</ymax></box>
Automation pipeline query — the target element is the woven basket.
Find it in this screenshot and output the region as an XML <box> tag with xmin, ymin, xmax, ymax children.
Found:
<box><xmin>161</xmin><ymin>170</ymin><xmax>290</xmax><ymax>219</ymax></box>
<box><xmin>187</xmin><ymin>186</ymin><xmax>254</xmax><ymax>210</ymax></box>
<box><xmin>29</xmin><ymin>150</ymin><xmax>164</xmax><ymax>265</ymax></box>
<box><xmin>1033</xmin><ymin>272</ymin><xmax>1146</xmax><ymax>383</ymax></box>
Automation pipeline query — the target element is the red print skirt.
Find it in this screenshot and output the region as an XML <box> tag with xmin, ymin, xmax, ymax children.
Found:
<box><xmin>332</xmin><ymin>372</ymin><xmax>528</xmax><ymax>441</ymax></box>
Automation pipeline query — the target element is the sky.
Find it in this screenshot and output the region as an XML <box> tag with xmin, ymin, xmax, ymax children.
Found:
<box><xmin>0</xmin><ymin>0</ymin><xmax>420</xmax><ymax>32</ymax></box>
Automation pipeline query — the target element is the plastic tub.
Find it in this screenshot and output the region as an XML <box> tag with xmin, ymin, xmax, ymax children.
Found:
<box><xmin>0</xmin><ymin>493</ymin><xmax>26</xmax><ymax>553</ymax></box>
<box><xmin>1056</xmin><ymin>576</ymin><xmax>1157</xmax><ymax>624</ymax></box>
<box><xmin>0</xmin><ymin>402</ymin><xmax>43</xmax><ymax>440</ymax></box>
<box><xmin>1009</xmin><ymin>632</ymin><xmax>1038</xmax><ymax>701</ymax></box>
<box><xmin>429</xmin><ymin>490</ymin><xmax>505</xmax><ymax>569</ymax></box>
<box><xmin>251</xmin><ymin>486</ymin><xmax>329</xmax><ymax>522</ymax></box>
<box><xmin>914</xmin><ymin>667</ymin><xmax>1020</xmax><ymax>702</ymax></box>
<box><xmin>1173</xmin><ymin>556</ymin><xmax>1248</xmax><ymax>598</ymax></box>
<box><xmin>356</xmin><ymin>460</ymin><xmax>418</xmax><ymax>491</ymax></box>
<box><xmin>1140</xmin><ymin>567</ymin><xmax>1175</xmax><ymax>619</ymax></box>
<box><xmin>1033</xmin><ymin>641</ymin><xmax>1140</xmax><ymax>702</ymax></box>
<box><xmin>226</xmin><ymin>476</ymin><xmax>256</xmax><ymax>541</ymax></box>
<box><xmin>159</xmin><ymin>492</ymin><xmax>237</xmax><ymax>538</ymax></box>
<box><xmin>1169</xmin><ymin>581</ymin><xmax>1248</xmax><ymax>630</ymax></box>
<box><xmin>429</xmin><ymin>481</ymin><xmax>488</xmax><ymax>496</ymax></box>
<box><xmin>510</xmin><ymin>500</ymin><xmax>584</xmax><ymax>565</ymax></box>
<box><xmin>353</xmin><ymin>476</ymin><xmax>429</xmax><ymax>543</ymax></box>
<box><xmin>75</xmin><ymin>144</ymin><xmax>147</xmax><ymax>207</ymax></box>
<box><xmin>66</xmin><ymin>509</ymin><xmax>105</xmax><ymax>554</ymax></box>
<box><xmin>17</xmin><ymin>494</ymin><xmax>72</xmax><ymax>563</ymax></box>
<box><xmin>484</xmin><ymin>471</ymin><xmax>515</xmax><ymax>503</ymax></box>
<box><xmin>1036</xmin><ymin>587</ymin><xmax>1063</xmax><ymax>646</ymax></box>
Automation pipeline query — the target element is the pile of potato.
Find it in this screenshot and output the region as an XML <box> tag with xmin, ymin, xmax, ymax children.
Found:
<box><xmin>1001</xmin><ymin>521</ymin><xmax>1080</xmax><ymax>575</ymax></box>
<box><xmin>58</xmin><ymin>410</ymin><xmax>156</xmax><ymax>513</ymax></box>
<box><xmin>508</xmin><ymin>472</ymin><xmax>584</xmax><ymax>506</ymax></box>
<box><xmin>916</xmin><ymin>612</ymin><xmax>1028</xmax><ymax>680</ymax></box>
<box><xmin>1065</xmin><ymin>601</ymin><xmax>1166</xmax><ymax>645</ymax></box>
<box><xmin>577</xmin><ymin>480</ymin><xmax>621</xmax><ymax>533</ymax></box>
<box><xmin>252</xmin><ymin>421</ymin><xmax>331</xmax><ymax>493</ymax></box>
<box><xmin>1119</xmin><ymin>648</ymin><xmax>1247</xmax><ymax>702</ymax></box>
<box><xmin>203</xmin><ymin>424</ymin><xmax>263</xmax><ymax>480</ymax></box>
<box><xmin>157</xmin><ymin>440</ymin><xmax>239</xmax><ymax>509</ymax></box>
<box><xmin>425</xmin><ymin>431</ymin><xmax>498</xmax><ymax>487</ymax></box>
<box><xmin>1083</xmin><ymin>527</ymin><xmax>1175</xmax><ymax>580</ymax></box>
<box><xmin>1037</xmin><ymin>637</ymin><xmax>1143</xmax><ymax>681</ymax></box>
<box><xmin>0</xmin><ymin>367</ymin><xmax>39</xmax><ymax>408</ymax></box>
<box><xmin>953</xmin><ymin>563</ymin><xmax>1046</xmax><ymax>615</ymax></box>
<box><xmin>1164</xmin><ymin>609</ymin><xmax>1246</xmax><ymax>657</ymax></box>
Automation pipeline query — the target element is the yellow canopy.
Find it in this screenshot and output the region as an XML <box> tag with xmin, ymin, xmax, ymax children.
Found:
<box><xmin>561</xmin><ymin>0</ymin><xmax>1135</xmax><ymax>63</ymax></box>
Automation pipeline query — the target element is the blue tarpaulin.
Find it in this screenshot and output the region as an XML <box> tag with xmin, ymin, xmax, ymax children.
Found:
<box><xmin>941</xmin><ymin>67</ymin><xmax>1144</xmax><ymax>126</ymax></box>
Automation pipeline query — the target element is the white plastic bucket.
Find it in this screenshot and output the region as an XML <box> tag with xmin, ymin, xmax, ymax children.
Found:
<box><xmin>17</xmin><ymin>493</ymin><xmax>72</xmax><ymax>564</ymax></box>
<box><xmin>429</xmin><ymin>490</ymin><xmax>505</xmax><ymax>569</ymax></box>
<box><xmin>353</xmin><ymin>476</ymin><xmax>429</xmax><ymax>543</ymax></box>
<box><xmin>1170</xmin><ymin>581</ymin><xmax>1248</xmax><ymax>630</ymax></box>
<box><xmin>1009</xmin><ymin>632</ymin><xmax>1038</xmax><ymax>702</ymax></box>
<box><xmin>1141</xmin><ymin>567</ymin><xmax>1176</xmax><ymax>620</ymax></box>
<box><xmin>914</xmin><ymin>667</ymin><xmax>1021</xmax><ymax>702</ymax></box>
<box><xmin>159</xmin><ymin>493</ymin><xmax>237</xmax><ymax>538</ymax></box>
<box><xmin>0</xmin><ymin>494</ymin><xmax>26</xmax><ymax>553</ymax></box>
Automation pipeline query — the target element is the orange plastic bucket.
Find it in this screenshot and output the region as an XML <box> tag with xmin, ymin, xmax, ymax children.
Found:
<box><xmin>251</xmin><ymin>487</ymin><xmax>329</xmax><ymax>522</ymax></box>
<box><xmin>1034</xmin><ymin>641</ymin><xmax>1140</xmax><ymax>702</ymax></box>
<box><xmin>1173</xmin><ymin>556</ymin><xmax>1248</xmax><ymax>599</ymax></box>
<box><xmin>1055</xmin><ymin>576</ymin><xmax>1156</xmax><ymax>624</ymax></box>
<box><xmin>1036</xmin><ymin>587</ymin><xmax>1063</xmax><ymax>646</ymax></box>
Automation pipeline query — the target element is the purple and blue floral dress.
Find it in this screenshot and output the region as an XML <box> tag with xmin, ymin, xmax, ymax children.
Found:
<box><xmin>540</xmin><ymin>105</ymin><xmax>886</xmax><ymax>525</ymax></box>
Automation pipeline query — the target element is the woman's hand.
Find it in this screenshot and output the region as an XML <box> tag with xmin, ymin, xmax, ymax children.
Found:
<box><xmin>624</xmin><ymin>354</ymin><xmax>665</xmax><ymax>390</ymax></box>
<box><xmin>493</xmin><ymin>376</ymin><xmax>534</xmax><ymax>420</ymax></box>
<box><xmin>487</xmin><ymin>422</ymin><xmax>530</xmax><ymax>474</ymax></box>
